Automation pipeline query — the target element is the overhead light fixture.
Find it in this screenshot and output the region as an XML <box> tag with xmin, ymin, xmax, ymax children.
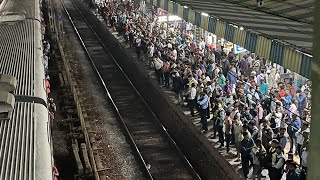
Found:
<box><xmin>217</xmin><ymin>18</ymin><xmax>219</xmax><ymax>20</ymax></box>
<box><xmin>184</xmin><ymin>6</ymin><xmax>188</xmax><ymax>8</ymax></box>
<box><xmin>201</xmin><ymin>12</ymin><xmax>209</xmax><ymax>17</ymax></box>
<box><xmin>240</xmin><ymin>27</ymin><xmax>244</xmax><ymax>30</ymax></box>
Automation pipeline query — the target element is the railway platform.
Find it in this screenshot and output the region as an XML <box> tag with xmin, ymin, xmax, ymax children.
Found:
<box><xmin>100</xmin><ymin>18</ymin><xmax>297</xmax><ymax>180</ymax></box>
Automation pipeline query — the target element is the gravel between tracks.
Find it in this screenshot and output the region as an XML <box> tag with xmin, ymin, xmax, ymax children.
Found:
<box><xmin>60</xmin><ymin>1</ymin><xmax>146</xmax><ymax>179</ymax></box>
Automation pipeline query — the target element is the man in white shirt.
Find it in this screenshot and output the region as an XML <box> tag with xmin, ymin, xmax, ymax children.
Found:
<box><xmin>153</xmin><ymin>54</ymin><xmax>163</xmax><ymax>84</ymax></box>
<box><xmin>188</xmin><ymin>83</ymin><xmax>197</xmax><ymax>117</ymax></box>
<box><xmin>147</xmin><ymin>43</ymin><xmax>154</xmax><ymax>67</ymax></box>
<box><xmin>288</xmin><ymin>100</ymin><xmax>297</xmax><ymax>119</ymax></box>
<box><xmin>295</xmin><ymin>123</ymin><xmax>309</xmax><ymax>157</ymax></box>
<box><xmin>265</xmin><ymin>107</ymin><xmax>282</xmax><ymax>134</ymax></box>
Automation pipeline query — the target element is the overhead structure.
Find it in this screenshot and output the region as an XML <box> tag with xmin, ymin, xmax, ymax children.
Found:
<box><xmin>141</xmin><ymin>0</ymin><xmax>313</xmax><ymax>78</ymax></box>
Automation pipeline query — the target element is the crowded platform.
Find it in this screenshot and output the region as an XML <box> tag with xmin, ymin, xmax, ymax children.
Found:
<box><xmin>94</xmin><ymin>0</ymin><xmax>311</xmax><ymax>179</ymax></box>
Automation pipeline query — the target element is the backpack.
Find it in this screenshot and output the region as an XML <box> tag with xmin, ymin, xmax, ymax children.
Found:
<box><xmin>257</xmin><ymin>151</ymin><xmax>268</xmax><ymax>168</ymax></box>
<box><xmin>270</xmin><ymin>117</ymin><xmax>276</xmax><ymax>129</ymax></box>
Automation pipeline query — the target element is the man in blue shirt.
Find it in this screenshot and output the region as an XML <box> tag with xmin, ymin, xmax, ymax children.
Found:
<box><xmin>259</xmin><ymin>78</ymin><xmax>268</xmax><ymax>95</ymax></box>
<box><xmin>198</xmin><ymin>90</ymin><xmax>209</xmax><ymax>132</ymax></box>
<box><xmin>288</xmin><ymin>114</ymin><xmax>302</xmax><ymax>153</ymax></box>
<box><xmin>297</xmin><ymin>90</ymin><xmax>307</xmax><ymax>118</ymax></box>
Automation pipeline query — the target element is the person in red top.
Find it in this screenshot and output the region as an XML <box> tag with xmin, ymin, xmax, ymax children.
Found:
<box><xmin>45</xmin><ymin>76</ymin><xmax>51</xmax><ymax>94</ymax></box>
<box><xmin>278</xmin><ymin>85</ymin><xmax>286</xmax><ymax>99</ymax></box>
<box><xmin>53</xmin><ymin>166</ymin><xmax>59</xmax><ymax>180</ymax></box>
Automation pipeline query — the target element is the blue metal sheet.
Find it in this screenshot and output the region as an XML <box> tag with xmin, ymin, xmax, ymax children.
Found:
<box><xmin>224</xmin><ymin>24</ymin><xmax>235</xmax><ymax>42</ymax></box>
<box><xmin>183</xmin><ymin>7</ymin><xmax>189</xmax><ymax>22</ymax></box>
<box><xmin>208</xmin><ymin>17</ymin><xmax>217</xmax><ymax>34</ymax></box>
<box><xmin>269</xmin><ymin>41</ymin><xmax>284</xmax><ymax>66</ymax></box>
<box><xmin>164</xmin><ymin>0</ymin><xmax>168</xmax><ymax>11</ymax></box>
<box><xmin>173</xmin><ymin>3</ymin><xmax>178</xmax><ymax>15</ymax></box>
<box><xmin>157</xmin><ymin>0</ymin><xmax>160</xmax><ymax>7</ymax></box>
<box><xmin>195</xmin><ymin>11</ymin><xmax>201</xmax><ymax>26</ymax></box>
<box><xmin>300</xmin><ymin>54</ymin><xmax>312</xmax><ymax>78</ymax></box>
<box><xmin>244</xmin><ymin>32</ymin><xmax>257</xmax><ymax>53</ymax></box>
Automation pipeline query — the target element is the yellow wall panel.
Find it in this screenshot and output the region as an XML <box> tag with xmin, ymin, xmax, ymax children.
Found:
<box><xmin>216</xmin><ymin>20</ymin><xmax>226</xmax><ymax>38</ymax></box>
<box><xmin>177</xmin><ymin>4</ymin><xmax>184</xmax><ymax>18</ymax></box>
<box><xmin>200</xmin><ymin>16</ymin><xmax>209</xmax><ymax>31</ymax></box>
<box><xmin>168</xmin><ymin>1</ymin><xmax>173</xmax><ymax>13</ymax></box>
<box><xmin>233</xmin><ymin>29</ymin><xmax>246</xmax><ymax>47</ymax></box>
<box><xmin>256</xmin><ymin>36</ymin><xmax>271</xmax><ymax>60</ymax></box>
<box><xmin>188</xmin><ymin>9</ymin><xmax>195</xmax><ymax>24</ymax></box>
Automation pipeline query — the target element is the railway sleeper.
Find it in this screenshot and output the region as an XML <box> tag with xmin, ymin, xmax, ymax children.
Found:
<box><xmin>72</xmin><ymin>139</ymin><xmax>85</xmax><ymax>174</ymax></box>
<box><xmin>80</xmin><ymin>143</ymin><xmax>93</xmax><ymax>173</ymax></box>
<box><xmin>68</xmin><ymin>133</ymin><xmax>84</xmax><ymax>140</ymax></box>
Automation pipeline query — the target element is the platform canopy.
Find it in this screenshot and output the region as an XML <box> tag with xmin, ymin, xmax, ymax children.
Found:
<box><xmin>143</xmin><ymin>0</ymin><xmax>313</xmax><ymax>78</ymax></box>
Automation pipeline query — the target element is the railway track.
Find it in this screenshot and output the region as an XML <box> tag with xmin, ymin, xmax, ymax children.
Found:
<box><xmin>61</xmin><ymin>0</ymin><xmax>201</xmax><ymax>179</ymax></box>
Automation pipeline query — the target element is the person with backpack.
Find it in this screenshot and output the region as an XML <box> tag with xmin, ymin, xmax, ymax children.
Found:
<box><xmin>265</xmin><ymin>107</ymin><xmax>282</xmax><ymax>134</ymax></box>
<box><xmin>251</xmin><ymin>139</ymin><xmax>267</xmax><ymax>180</ymax></box>
<box><xmin>269</xmin><ymin>146</ymin><xmax>285</xmax><ymax>180</ymax></box>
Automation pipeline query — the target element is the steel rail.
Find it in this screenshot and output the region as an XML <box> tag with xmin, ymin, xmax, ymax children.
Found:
<box><xmin>61</xmin><ymin>0</ymin><xmax>202</xmax><ymax>179</ymax></box>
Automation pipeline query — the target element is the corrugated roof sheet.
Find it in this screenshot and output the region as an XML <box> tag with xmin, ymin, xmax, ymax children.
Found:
<box><xmin>177</xmin><ymin>0</ymin><xmax>313</xmax><ymax>54</ymax></box>
<box><xmin>224</xmin><ymin>0</ymin><xmax>314</xmax><ymax>24</ymax></box>
<box><xmin>0</xmin><ymin>102</ymin><xmax>35</xmax><ymax>180</ymax></box>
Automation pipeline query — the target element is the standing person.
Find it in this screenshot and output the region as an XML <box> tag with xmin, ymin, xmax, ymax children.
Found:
<box><xmin>251</xmin><ymin>139</ymin><xmax>267</xmax><ymax>180</ymax></box>
<box><xmin>286</xmin><ymin>161</ymin><xmax>300</xmax><ymax>180</ymax></box>
<box><xmin>269</xmin><ymin>146</ymin><xmax>285</xmax><ymax>180</ymax></box>
<box><xmin>259</xmin><ymin>78</ymin><xmax>268</xmax><ymax>95</ymax></box>
<box><xmin>288</xmin><ymin>113</ymin><xmax>302</xmax><ymax>153</ymax></box>
<box><xmin>233</xmin><ymin>116</ymin><xmax>243</xmax><ymax>160</ymax></box>
<box><xmin>53</xmin><ymin>165</ymin><xmax>59</xmax><ymax>180</ymax></box>
<box><xmin>188</xmin><ymin>83</ymin><xmax>197</xmax><ymax>117</ymax></box>
<box><xmin>276</xmin><ymin>127</ymin><xmax>288</xmax><ymax>150</ymax></box>
<box><xmin>162</xmin><ymin>60</ymin><xmax>171</xmax><ymax>87</ymax></box>
<box><xmin>261</xmin><ymin>120</ymin><xmax>273</xmax><ymax>151</ymax></box>
<box><xmin>153</xmin><ymin>54</ymin><xmax>164</xmax><ymax>85</ymax></box>
<box><xmin>129</xmin><ymin>29</ymin><xmax>134</xmax><ymax>48</ymax></box>
<box><xmin>224</xmin><ymin>110</ymin><xmax>232</xmax><ymax>153</ymax></box>
<box><xmin>248</xmin><ymin>121</ymin><xmax>259</xmax><ymax>141</ymax></box>
<box><xmin>296</xmin><ymin>90</ymin><xmax>307</xmax><ymax>119</ymax></box>
<box><xmin>295</xmin><ymin>122</ymin><xmax>309</xmax><ymax>158</ymax></box>
<box><xmin>172</xmin><ymin>71</ymin><xmax>184</xmax><ymax>104</ymax></box>
<box><xmin>197</xmin><ymin>90</ymin><xmax>209</xmax><ymax>132</ymax></box>
<box><xmin>135</xmin><ymin>35</ymin><xmax>142</xmax><ymax>59</ymax></box>
<box><xmin>147</xmin><ymin>42</ymin><xmax>154</xmax><ymax>67</ymax></box>
<box><xmin>300</xmin><ymin>140</ymin><xmax>309</xmax><ymax>180</ymax></box>
<box><xmin>216</xmin><ymin>103</ymin><xmax>226</xmax><ymax>148</ymax></box>
<box><xmin>241</xmin><ymin>131</ymin><xmax>254</xmax><ymax>179</ymax></box>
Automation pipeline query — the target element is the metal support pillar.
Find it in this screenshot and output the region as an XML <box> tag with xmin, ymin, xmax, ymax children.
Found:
<box><xmin>308</xmin><ymin>1</ymin><xmax>320</xmax><ymax>179</ymax></box>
